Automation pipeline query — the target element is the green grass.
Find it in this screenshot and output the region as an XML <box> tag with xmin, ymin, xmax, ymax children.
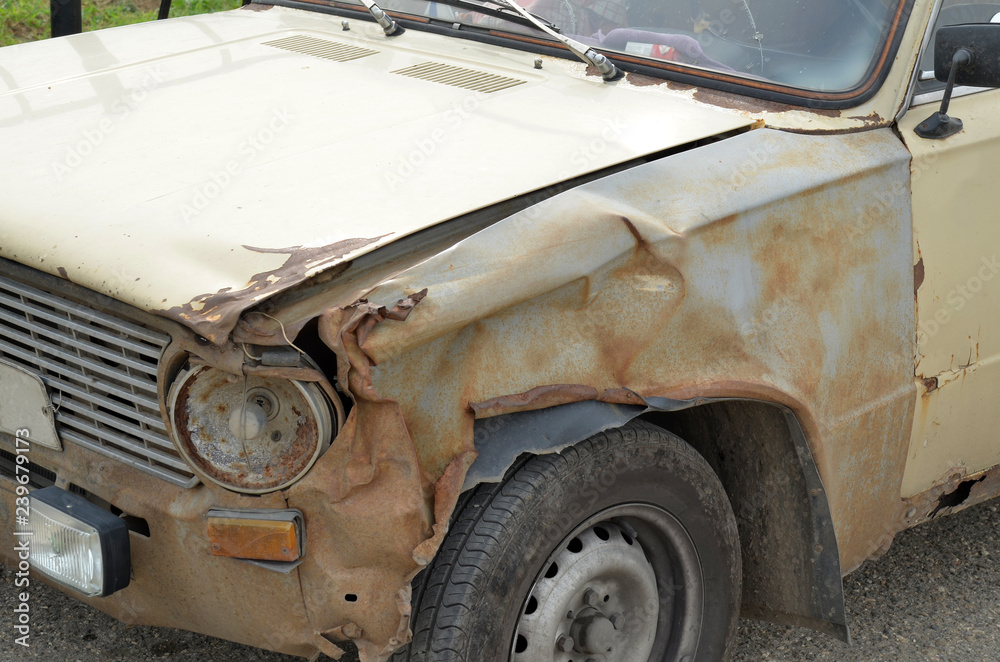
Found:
<box><xmin>1</xmin><ymin>0</ymin><xmax>242</xmax><ymax>47</ymax></box>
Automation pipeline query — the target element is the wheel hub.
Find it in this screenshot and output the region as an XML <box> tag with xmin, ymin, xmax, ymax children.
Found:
<box><xmin>511</xmin><ymin>522</ymin><xmax>658</xmax><ymax>662</ymax></box>
<box><xmin>571</xmin><ymin>608</ymin><xmax>618</xmax><ymax>654</ymax></box>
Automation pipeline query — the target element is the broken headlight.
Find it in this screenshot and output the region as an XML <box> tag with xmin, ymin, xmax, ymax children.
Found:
<box><xmin>168</xmin><ymin>365</ymin><xmax>333</xmax><ymax>494</ymax></box>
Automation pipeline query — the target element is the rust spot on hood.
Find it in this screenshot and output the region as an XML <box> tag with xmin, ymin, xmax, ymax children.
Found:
<box><xmin>154</xmin><ymin>236</ymin><xmax>388</xmax><ymax>345</ymax></box>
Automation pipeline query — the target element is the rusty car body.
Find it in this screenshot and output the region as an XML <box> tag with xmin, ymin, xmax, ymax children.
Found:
<box><xmin>1</xmin><ymin>0</ymin><xmax>999</xmax><ymax>659</ymax></box>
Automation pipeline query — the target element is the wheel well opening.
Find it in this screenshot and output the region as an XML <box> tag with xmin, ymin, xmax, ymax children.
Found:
<box><xmin>462</xmin><ymin>397</ymin><xmax>846</xmax><ymax>640</ymax></box>
<box><xmin>637</xmin><ymin>400</ymin><xmax>845</xmax><ymax>638</ymax></box>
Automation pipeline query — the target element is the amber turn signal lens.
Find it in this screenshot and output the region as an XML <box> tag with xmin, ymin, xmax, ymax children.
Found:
<box><xmin>207</xmin><ymin>515</ymin><xmax>301</xmax><ymax>563</ymax></box>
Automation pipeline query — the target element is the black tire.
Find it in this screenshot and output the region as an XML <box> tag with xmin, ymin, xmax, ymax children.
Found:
<box><xmin>391</xmin><ymin>420</ymin><xmax>741</xmax><ymax>662</ymax></box>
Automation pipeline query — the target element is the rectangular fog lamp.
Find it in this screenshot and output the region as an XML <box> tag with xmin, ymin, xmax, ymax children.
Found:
<box><xmin>207</xmin><ymin>509</ymin><xmax>303</xmax><ymax>563</ymax></box>
<box><xmin>25</xmin><ymin>487</ymin><xmax>131</xmax><ymax>597</ymax></box>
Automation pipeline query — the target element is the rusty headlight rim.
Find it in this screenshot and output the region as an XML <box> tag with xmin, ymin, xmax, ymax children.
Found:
<box><xmin>167</xmin><ymin>364</ymin><xmax>334</xmax><ymax>495</ymax></box>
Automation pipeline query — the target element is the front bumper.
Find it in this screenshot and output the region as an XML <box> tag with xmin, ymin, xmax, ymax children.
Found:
<box><xmin>0</xmin><ymin>261</ymin><xmax>441</xmax><ymax>661</ymax></box>
<box><xmin>0</xmin><ymin>433</ymin><xmax>319</xmax><ymax>657</ymax></box>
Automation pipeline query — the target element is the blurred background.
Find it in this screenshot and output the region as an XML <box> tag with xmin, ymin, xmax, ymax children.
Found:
<box><xmin>1</xmin><ymin>0</ymin><xmax>240</xmax><ymax>47</ymax></box>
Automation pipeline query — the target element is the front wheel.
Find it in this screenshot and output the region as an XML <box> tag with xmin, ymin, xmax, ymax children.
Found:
<box><xmin>394</xmin><ymin>420</ymin><xmax>741</xmax><ymax>662</ymax></box>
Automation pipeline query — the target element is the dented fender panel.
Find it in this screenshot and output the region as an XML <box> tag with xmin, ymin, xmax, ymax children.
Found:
<box><xmin>294</xmin><ymin>127</ymin><xmax>916</xmax><ymax>657</ymax></box>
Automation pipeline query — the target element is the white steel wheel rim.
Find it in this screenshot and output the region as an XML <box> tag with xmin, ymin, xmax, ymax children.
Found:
<box><xmin>511</xmin><ymin>521</ymin><xmax>659</xmax><ymax>662</ymax></box>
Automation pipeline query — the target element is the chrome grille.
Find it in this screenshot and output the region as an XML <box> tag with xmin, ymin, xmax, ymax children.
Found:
<box><xmin>0</xmin><ymin>274</ymin><xmax>197</xmax><ymax>487</ymax></box>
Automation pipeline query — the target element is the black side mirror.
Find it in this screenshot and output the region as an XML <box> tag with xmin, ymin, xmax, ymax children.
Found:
<box><xmin>934</xmin><ymin>23</ymin><xmax>1000</xmax><ymax>85</ymax></box>
<box><xmin>916</xmin><ymin>23</ymin><xmax>1000</xmax><ymax>139</ymax></box>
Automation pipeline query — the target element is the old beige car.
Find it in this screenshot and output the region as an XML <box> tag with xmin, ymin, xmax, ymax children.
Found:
<box><xmin>1</xmin><ymin>0</ymin><xmax>998</xmax><ymax>659</ymax></box>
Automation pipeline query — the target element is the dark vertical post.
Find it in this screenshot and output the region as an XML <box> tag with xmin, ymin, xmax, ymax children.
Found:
<box><xmin>50</xmin><ymin>0</ymin><xmax>82</xmax><ymax>37</ymax></box>
<box><xmin>157</xmin><ymin>0</ymin><xmax>172</xmax><ymax>20</ymax></box>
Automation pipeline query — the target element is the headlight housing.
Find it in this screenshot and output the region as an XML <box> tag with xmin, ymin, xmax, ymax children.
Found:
<box><xmin>24</xmin><ymin>487</ymin><xmax>130</xmax><ymax>597</ymax></box>
<box><xmin>168</xmin><ymin>365</ymin><xmax>333</xmax><ymax>494</ymax></box>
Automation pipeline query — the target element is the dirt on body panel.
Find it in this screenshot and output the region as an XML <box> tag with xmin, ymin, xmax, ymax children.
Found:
<box><xmin>0</xmin><ymin>128</ymin><xmax>921</xmax><ymax>662</ymax></box>
<box><xmin>0</xmin><ymin>436</ymin><xmax>319</xmax><ymax>657</ymax></box>
<box><xmin>288</xmin><ymin>128</ymin><xmax>918</xmax><ymax>658</ymax></box>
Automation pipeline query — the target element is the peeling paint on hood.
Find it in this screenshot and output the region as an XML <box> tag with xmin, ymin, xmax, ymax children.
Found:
<box><xmin>0</xmin><ymin>6</ymin><xmax>752</xmax><ymax>341</ymax></box>
<box><xmin>155</xmin><ymin>236</ymin><xmax>387</xmax><ymax>340</ymax></box>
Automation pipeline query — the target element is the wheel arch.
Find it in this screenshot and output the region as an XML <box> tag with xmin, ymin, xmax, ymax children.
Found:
<box><xmin>464</xmin><ymin>396</ymin><xmax>849</xmax><ymax>643</ymax></box>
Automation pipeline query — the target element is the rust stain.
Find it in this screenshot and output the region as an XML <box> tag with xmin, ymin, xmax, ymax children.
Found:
<box><xmin>846</xmin><ymin>112</ymin><xmax>886</xmax><ymax>128</ymax></box>
<box><xmin>154</xmin><ymin>236</ymin><xmax>388</xmax><ymax>345</ymax></box>
<box><xmin>921</xmin><ymin>376</ymin><xmax>938</xmax><ymax>394</ymax></box>
<box><xmin>861</xmin><ymin>467</ymin><xmax>970</xmax><ymax>566</ymax></box>
<box><xmin>0</xmin><ymin>430</ymin><xmax>318</xmax><ymax>657</ymax></box>
<box><xmin>620</xmin><ymin>215</ymin><xmax>644</xmax><ymax>245</ymax></box>
<box><xmin>664</xmin><ymin>79</ymin><xmax>695</xmax><ymax>92</ymax></box>
<box><xmin>625</xmin><ymin>72</ymin><xmax>666</xmax><ymax>87</ymax></box>
<box><xmin>281</xmin><ymin>289</ymin><xmax>453</xmax><ymax>660</ymax></box>
<box><xmin>354</xmin><ymin>289</ymin><xmax>428</xmax><ymax>353</ymax></box>
<box><xmin>470</xmin><ymin>384</ymin><xmax>600</xmax><ymax>418</ymax></box>
<box><xmin>913</xmin><ymin>257</ymin><xmax>925</xmax><ymax>295</ymax></box>
<box><xmin>888</xmin><ymin>465</ymin><xmax>1000</xmax><ymax>541</ymax></box>
<box><xmin>241</xmin><ymin>365</ymin><xmax>325</xmax><ymax>382</ymax></box>
<box><xmin>321</xmin><ymin>622</ymin><xmax>362</xmax><ymax>649</ymax></box>
<box><xmin>171</xmin><ymin>367</ymin><xmax>323</xmax><ymax>491</ymax></box>
<box><xmin>329</xmin><ymin>129</ymin><xmax>919</xmax><ymax>619</ymax></box>
<box><xmin>598</xmin><ymin>387</ymin><xmax>646</xmax><ymax>405</ymax></box>
<box><xmin>412</xmin><ymin>450</ymin><xmax>477</xmax><ymax>565</ymax></box>
<box><xmin>470</xmin><ymin>385</ymin><xmax>647</xmax><ymax>419</ymax></box>
<box><xmin>19</xmin><ymin>129</ymin><xmax>928</xmax><ymax>660</ymax></box>
<box><xmin>692</xmin><ymin>87</ymin><xmax>841</xmax><ymax>117</ymax></box>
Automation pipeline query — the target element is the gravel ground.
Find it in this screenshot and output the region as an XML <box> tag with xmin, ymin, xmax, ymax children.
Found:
<box><xmin>3</xmin><ymin>499</ymin><xmax>999</xmax><ymax>662</ymax></box>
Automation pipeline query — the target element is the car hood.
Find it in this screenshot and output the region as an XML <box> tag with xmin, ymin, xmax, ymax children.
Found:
<box><xmin>0</xmin><ymin>5</ymin><xmax>753</xmax><ymax>340</ymax></box>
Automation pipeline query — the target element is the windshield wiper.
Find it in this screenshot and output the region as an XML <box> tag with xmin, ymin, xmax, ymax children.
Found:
<box><xmin>355</xmin><ymin>0</ymin><xmax>619</xmax><ymax>80</ymax></box>
<box><xmin>494</xmin><ymin>0</ymin><xmax>621</xmax><ymax>81</ymax></box>
<box><xmin>434</xmin><ymin>0</ymin><xmax>559</xmax><ymax>30</ymax></box>
<box><xmin>358</xmin><ymin>0</ymin><xmax>405</xmax><ymax>36</ymax></box>
<box><xmin>380</xmin><ymin>0</ymin><xmax>557</xmax><ymax>33</ymax></box>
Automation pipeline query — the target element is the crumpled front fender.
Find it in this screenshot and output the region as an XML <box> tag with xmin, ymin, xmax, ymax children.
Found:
<box><xmin>287</xmin><ymin>127</ymin><xmax>915</xmax><ymax>660</ymax></box>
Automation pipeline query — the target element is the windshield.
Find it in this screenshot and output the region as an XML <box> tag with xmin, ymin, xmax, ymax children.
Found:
<box><xmin>352</xmin><ymin>0</ymin><xmax>904</xmax><ymax>93</ymax></box>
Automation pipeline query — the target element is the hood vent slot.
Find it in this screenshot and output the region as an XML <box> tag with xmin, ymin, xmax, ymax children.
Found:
<box><xmin>391</xmin><ymin>62</ymin><xmax>525</xmax><ymax>93</ymax></box>
<box><xmin>263</xmin><ymin>35</ymin><xmax>378</xmax><ymax>62</ymax></box>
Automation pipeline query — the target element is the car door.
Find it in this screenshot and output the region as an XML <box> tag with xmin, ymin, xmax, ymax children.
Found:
<box><xmin>897</xmin><ymin>0</ymin><xmax>1000</xmax><ymax>498</ymax></box>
